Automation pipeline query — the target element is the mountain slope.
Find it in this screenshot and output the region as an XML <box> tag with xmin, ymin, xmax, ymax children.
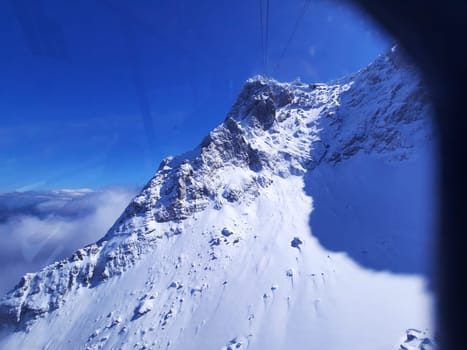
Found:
<box><xmin>0</xmin><ymin>47</ymin><xmax>435</xmax><ymax>350</ymax></box>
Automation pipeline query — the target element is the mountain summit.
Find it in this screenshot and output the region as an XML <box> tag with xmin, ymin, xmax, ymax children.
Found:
<box><xmin>0</xmin><ymin>47</ymin><xmax>435</xmax><ymax>350</ymax></box>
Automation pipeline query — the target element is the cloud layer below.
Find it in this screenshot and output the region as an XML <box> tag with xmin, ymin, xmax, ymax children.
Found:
<box><xmin>0</xmin><ymin>187</ymin><xmax>137</xmax><ymax>295</ymax></box>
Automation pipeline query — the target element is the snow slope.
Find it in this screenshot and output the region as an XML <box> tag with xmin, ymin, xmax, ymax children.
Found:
<box><xmin>0</xmin><ymin>47</ymin><xmax>435</xmax><ymax>349</ymax></box>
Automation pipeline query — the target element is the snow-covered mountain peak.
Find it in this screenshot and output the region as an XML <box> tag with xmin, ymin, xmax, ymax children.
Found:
<box><xmin>0</xmin><ymin>47</ymin><xmax>435</xmax><ymax>350</ymax></box>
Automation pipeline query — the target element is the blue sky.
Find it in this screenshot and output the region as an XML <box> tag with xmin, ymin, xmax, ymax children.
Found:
<box><xmin>0</xmin><ymin>0</ymin><xmax>390</xmax><ymax>191</ymax></box>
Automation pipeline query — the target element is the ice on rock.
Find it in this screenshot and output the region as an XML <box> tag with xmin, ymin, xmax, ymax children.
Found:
<box><xmin>399</xmin><ymin>329</ymin><xmax>436</xmax><ymax>350</ymax></box>
<box><xmin>290</xmin><ymin>237</ymin><xmax>303</xmax><ymax>249</ymax></box>
<box><xmin>221</xmin><ymin>336</ymin><xmax>250</xmax><ymax>350</ymax></box>
<box><xmin>134</xmin><ymin>295</ymin><xmax>157</xmax><ymax>318</ymax></box>
<box><xmin>168</xmin><ymin>281</ymin><xmax>183</xmax><ymax>289</ymax></box>
<box><xmin>221</xmin><ymin>228</ymin><xmax>234</xmax><ymax>237</ymax></box>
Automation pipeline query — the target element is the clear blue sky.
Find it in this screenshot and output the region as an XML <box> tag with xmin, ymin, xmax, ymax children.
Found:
<box><xmin>0</xmin><ymin>0</ymin><xmax>390</xmax><ymax>191</ymax></box>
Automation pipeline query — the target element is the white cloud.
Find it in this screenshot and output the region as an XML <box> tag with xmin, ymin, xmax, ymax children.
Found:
<box><xmin>0</xmin><ymin>187</ymin><xmax>138</xmax><ymax>295</ymax></box>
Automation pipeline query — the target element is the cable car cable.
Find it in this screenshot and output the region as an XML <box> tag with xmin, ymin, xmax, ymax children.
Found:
<box><xmin>265</xmin><ymin>0</ymin><xmax>270</xmax><ymax>73</ymax></box>
<box><xmin>274</xmin><ymin>0</ymin><xmax>312</xmax><ymax>74</ymax></box>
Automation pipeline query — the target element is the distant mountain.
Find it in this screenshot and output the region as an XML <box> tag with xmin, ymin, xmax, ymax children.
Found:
<box><xmin>0</xmin><ymin>46</ymin><xmax>436</xmax><ymax>350</ymax></box>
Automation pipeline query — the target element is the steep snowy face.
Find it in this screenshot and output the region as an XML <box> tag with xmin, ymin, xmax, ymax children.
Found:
<box><xmin>108</xmin><ymin>46</ymin><xmax>429</xmax><ymax>235</ymax></box>
<box><xmin>121</xmin><ymin>79</ymin><xmax>347</xmax><ymax>225</ymax></box>
<box><xmin>0</xmin><ymin>47</ymin><xmax>435</xmax><ymax>350</ymax></box>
